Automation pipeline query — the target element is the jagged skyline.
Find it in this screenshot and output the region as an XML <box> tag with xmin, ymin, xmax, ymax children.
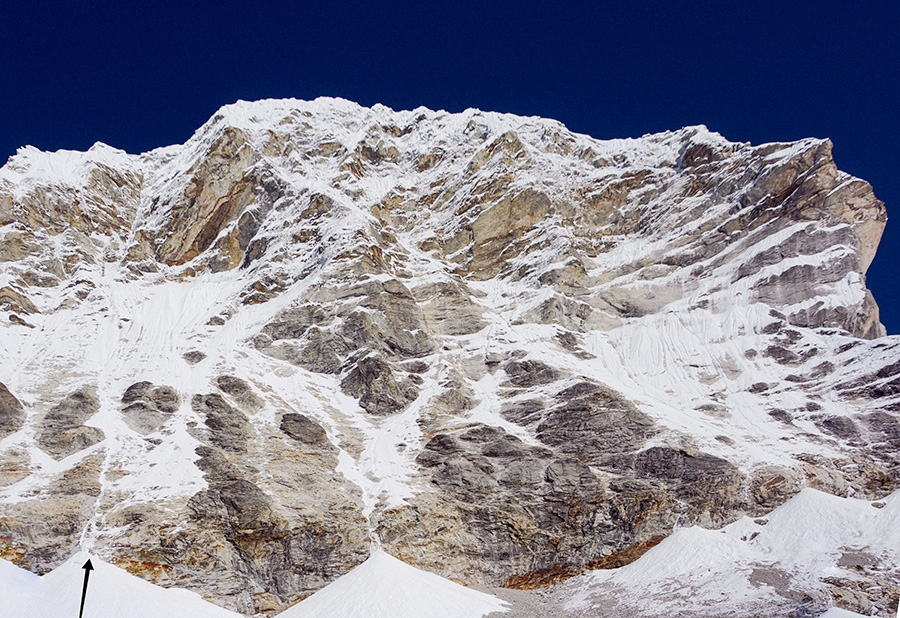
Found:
<box><xmin>1</xmin><ymin>2</ymin><xmax>898</xmax><ymax>331</ymax></box>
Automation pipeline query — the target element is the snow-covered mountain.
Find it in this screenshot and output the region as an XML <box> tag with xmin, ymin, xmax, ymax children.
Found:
<box><xmin>0</xmin><ymin>98</ymin><xmax>897</xmax><ymax>616</ymax></box>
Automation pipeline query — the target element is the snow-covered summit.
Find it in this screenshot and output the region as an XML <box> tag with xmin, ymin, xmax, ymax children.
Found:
<box><xmin>0</xmin><ymin>99</ymin><xmax>896</xmax><ymax>616</ymax></box>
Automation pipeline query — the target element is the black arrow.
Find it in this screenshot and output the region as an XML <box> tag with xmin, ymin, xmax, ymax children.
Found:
<box><xmin>78</xmin><ymin>559</ymin><xmax>93</xmax><ymax>618</ymax></box>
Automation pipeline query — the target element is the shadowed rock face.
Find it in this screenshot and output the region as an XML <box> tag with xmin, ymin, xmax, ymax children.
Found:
<box><xmin>192</xmin><ymin>394</ymin><xmax>251</xmax><ymax>453</ymax></box>
<box><xmin>611</xmin><ymin>447</ymin><xmax>745</xmax><ymax>523</ymax></box>
<box><xmin>340</xmin><ymin>355</ymin><xmax>419</xmax><ymax>415</ymax></box>
<box><xmin>0</xmin><ymin>99</ymin><xmax>898</xmax><ymax>615</ymax></box>
<box><xmin>280</xmin><ymin>413</ymin><xmax>327</xmax><ymax>444</ymax></box>
<box><xmin>376</xmin><ymin>377</ymin><xmax>747</xmax><ymax>588</ymax></box>
<box><xmin>216</xmin><ymin>375</ymin><xmax>263</xmax><ymax>411</ymax></box>
<box><xmin>380</xmin><ymin>424</ymin><xmax>614</xmax><ymax>586</ymax></box>
<box><xmin>503</xmin><ymin>360</ymin><xmax>560</xmax><ymax>388</ymax></box>
<box><xmin>36</xmin><ymin>389</ymin><xmax>104</xmax><ymax>460</ymax></box>
<box><xmin>0</xmin><ymin>382</ymin><xmax>25</xmax><ymax>439</ymax></box>
<box><xmin>120</xmin><ymin>381</ymin><xmax>180</xmax><ymax>434</ymax></box>
<box><xmin>535</xmin><ymin>382</ymin><xmax>657</xmax><ymax>462</ymax></box>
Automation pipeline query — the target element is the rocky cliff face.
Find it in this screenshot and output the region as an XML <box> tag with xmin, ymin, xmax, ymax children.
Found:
<box><xmin>0</xmin><ymin>98</ymin><xmax>897</xmax><ymax>615</ymax></box>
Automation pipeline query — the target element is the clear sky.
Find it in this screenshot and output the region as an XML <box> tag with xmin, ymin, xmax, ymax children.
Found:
<box><xmin>2</xmin><ymin>1</ymin><xmax>898</xmax><ymax>332</ymax></box>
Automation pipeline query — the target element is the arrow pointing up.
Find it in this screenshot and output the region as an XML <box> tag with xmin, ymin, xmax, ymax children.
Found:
<box><xmin>78</xmin><ymin>559</ymin><xmax>94</xmax><ymax>618</ymax></box>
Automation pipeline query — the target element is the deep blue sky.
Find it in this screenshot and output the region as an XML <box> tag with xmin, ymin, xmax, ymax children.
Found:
<box><xmin>2</xmin><ymin>2</ymin><xmax>898</xmax><ymax>332</ymax></box>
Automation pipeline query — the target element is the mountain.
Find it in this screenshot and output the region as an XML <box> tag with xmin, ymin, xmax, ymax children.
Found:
<box><xmin>0</xmin><ymin>98</ymin><xmax>897</xmax><ymax>616</ymax></box>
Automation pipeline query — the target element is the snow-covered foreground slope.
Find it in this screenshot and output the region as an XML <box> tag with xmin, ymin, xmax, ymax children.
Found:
<box><xmin>818</xmin><ymin>609</ymin><xmax>873</xmax><ymax>618</ymax></box>
<box><xmin>0</xmin><ymin>98</ymin><xmax>898</xmax><ymax>616</ymax></box>
<box><xmin>0</xmin><ymin>548</ymin><xmax>507</xmax><ymax>618</ymax></box>
<box><xmin>0</xmin><ymin>550</ymin><xmax>507</xmax><ymax>618</ymax></box>
<box><xmin>278</xmin><ymin>549</ymin><xmax>507</xmax><ymax>618</ymax></box>
<box><xmin>552</xmin><ymin>488</ymin><xmax>900</xmax><ymax>617</ymax></box>
<box><xmin>0</xmin><ymin>552</ymin><xmax>242</xmax><ymax>618</ymax></box>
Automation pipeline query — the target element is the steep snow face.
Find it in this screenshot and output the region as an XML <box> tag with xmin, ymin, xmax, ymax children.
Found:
<box><xmin>0</xmin><ymin>98</ymin><xmax>897</xmax><ymax>616</ymax></box>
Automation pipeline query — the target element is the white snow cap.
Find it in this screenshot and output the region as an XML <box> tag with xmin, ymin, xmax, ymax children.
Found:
<box><xmin>278</xmin><ymin>549</ymin><xmax>508</xmax><ymax>618</ymax></box>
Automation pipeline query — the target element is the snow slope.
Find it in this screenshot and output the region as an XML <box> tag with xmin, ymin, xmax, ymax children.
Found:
<box><xmin>0</xmin><ymin>552</ymin><xmax>242</xmax><ymax>618</ymax></box>
<box><xmin>277</xmin><ymin>549</ymin><xmax>508</xmax><ymax>618</ymax></box>
<box><xmin>0</xmin><ymin>549</ymin><xmax>506</xmax><ymax>618</ymax></box>
<box><xmin>819</xmin><ymin>609</ymin><xmax>874</xmax><ymax>618</ymax></box>
<box><xmin>561</xmin><ymin>488</ymin><xmax>900</xmax><ymax>617</ymax></box>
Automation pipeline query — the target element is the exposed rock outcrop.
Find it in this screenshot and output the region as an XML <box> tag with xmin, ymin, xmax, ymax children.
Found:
<box><xmin>120</xmin><ymin>382</ymin><xmax>180</xmax><ymax>434</ymax></box>
<box><xmin>36</xmin><ymin>388</ymin><xmax>104</xmax><ymax>460</ymax></box>
<box><xmin>0</xmin><ymin>452</ymin><xmax>104</xmax><ymax>569</ymax></box>
<box><xmin>0</xmin><ymin>382</ymin><xmax>25</xmax><ymax>439</ymax></box>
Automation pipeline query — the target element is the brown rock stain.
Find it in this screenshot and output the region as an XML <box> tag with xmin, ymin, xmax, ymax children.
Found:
<box><xmin>502</xmin><ymin>535</ymin><xmax>667</xmax><ymax>589</ymax></box>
